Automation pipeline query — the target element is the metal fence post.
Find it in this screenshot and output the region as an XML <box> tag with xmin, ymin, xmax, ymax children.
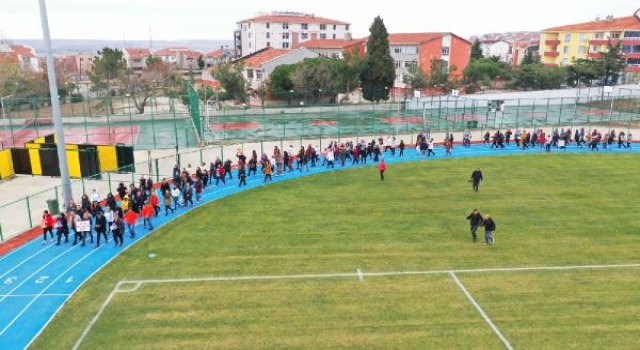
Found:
<box><xmin>155</xmin><ymin>159</ymin><xmax>160</xmax><ymax>183</ymax></box>
<box><xmin>26</xmin><ymin>195</ymin><xmax>33</xmax><ymax>228</ymax></box>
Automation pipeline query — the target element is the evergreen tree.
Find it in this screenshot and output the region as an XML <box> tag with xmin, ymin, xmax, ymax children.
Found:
<box><xmin>470</xmin><ymin>39</ymin><xmax>484</xmax><ymax>60</ymax></box>
<box><xmin>89</xmin><ymin>47</ymin><xmax>126</xmax><ymax>114</ymax></box>
<box><xmin>521</xmin><ymin>50</ymin><xmax>539</xmax><ymax>65</ymax></box>
<box><xmin>359</xmin><ymin>16</ymin><xmax>395</xmax><ymax>103</ymax></box>
<box><xmin>598</xmin><ymin>42</ymin><xmax>626</xmax><ymax>85</ymax></box>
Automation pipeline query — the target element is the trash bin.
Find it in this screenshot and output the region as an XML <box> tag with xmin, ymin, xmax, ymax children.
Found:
<box><xmin>467</xmin><ymin>120</ymin><xmax>478</xmax><ymax>129</ymax></box>
<box><xmin>46</xmin><ymin>199</ymin><xmax>59</xmax><ymax>215</ymax></box>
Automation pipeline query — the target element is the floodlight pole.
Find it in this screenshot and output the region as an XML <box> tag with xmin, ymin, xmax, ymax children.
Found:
<box><xmin>38</xmin><ymin>0</ymin><xmax>73</xmax><ymax>207</ymax></box>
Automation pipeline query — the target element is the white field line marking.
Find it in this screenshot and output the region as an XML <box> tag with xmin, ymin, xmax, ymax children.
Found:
<box><xmin>450</xmin><ymin>271</ymin><xmax>514</xmax><ymax>350</ymax></box>
<box><xmin>0</xmin><ymin>245</ymin><xmax>51</xmax><ymax>280</ymax></box>
<box><xmin>357</xmin><ymin>268</ymin><xmax>364</xmax><ymax>282</ymax></box>
<box><xmin>120</xmin><ymin>262</ymin><xmax>640</xmax><ymax>285</ymax></box>
<box><xmin>72</xmin><ymin>283</ymin><xmax>120</xmax><ymax>350</ymax></box>
<box><xmin>0</xmin><ymin>242</ymin><xmax>105</xmax><ymax>337</ymax></box>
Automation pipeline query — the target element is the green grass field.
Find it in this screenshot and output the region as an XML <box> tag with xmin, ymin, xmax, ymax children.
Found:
<box><xmin>31</xmin><ymin>153</ymin><xmax>640</xmax><ymax>349</ymax></box>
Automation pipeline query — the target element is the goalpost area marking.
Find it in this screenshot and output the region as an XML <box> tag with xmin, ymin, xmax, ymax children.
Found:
<box><xmin>73</xmin><ymin>262</ymin><xmax>640</xmax><ymax>350</ymax></box>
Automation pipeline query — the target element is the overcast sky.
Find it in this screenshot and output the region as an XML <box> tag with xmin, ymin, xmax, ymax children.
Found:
<box><xmin>1</xmin><ymin>0</ymin><xmax>638</xmax><ymax>41</ymax></box>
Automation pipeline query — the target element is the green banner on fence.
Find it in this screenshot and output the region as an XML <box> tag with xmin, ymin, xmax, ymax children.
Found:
<box><xmin>188</xmin><ymin>84</ymin><xmax>202</xmax><ymax>144</ymax></box>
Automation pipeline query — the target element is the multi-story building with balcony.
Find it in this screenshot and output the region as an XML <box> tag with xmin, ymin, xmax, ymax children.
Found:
<box><xmin>359</xmin><ymin>33</ymin><xmax>471</xmax><ymax>87</ymax></box>
<box><xmin>540</xmin><ymin>9</ymin><xmax>640</xmax><ymax>77</ymax></box>
<box><xmin>234</xmin><ymin>11</ymin><xmax>351</xmax><ymax>58</ymax></box>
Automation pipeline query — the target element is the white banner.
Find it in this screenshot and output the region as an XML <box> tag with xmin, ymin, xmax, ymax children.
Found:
<box><xmin>76</xmin><ymin>220</ymin><xmax>91</xmax><ymax>232</ymax></box>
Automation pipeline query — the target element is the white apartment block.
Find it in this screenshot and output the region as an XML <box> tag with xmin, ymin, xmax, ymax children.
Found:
<box><xmin>235</xmin><ymin>11</ymin><xmax>351</xmax><ymax>57</ymax></box>
<box><xmin>479</xmin><ymin>40</ymin><xmax>512</xmax><ymax>63</ymax></box>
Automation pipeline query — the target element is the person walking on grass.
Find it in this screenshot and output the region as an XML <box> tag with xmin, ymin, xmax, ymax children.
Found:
<box><xmin>465</xmin><ymin>209</ymin><xmax>483</xmax><ymax>242</ymax></box>
<box><xmin>481</xmin><ymin>214</ymin><xmax>496</xmax><ymax>245</ymax></box>
<box><xmin>41</xmin><ymin>210</ymin><xmax>55</xmax><ymax>244</ymax></box>
<box><xmin>470</xmin><ymin>168</ymin><xmax>483</xmax><ymax>192</ymax></box>
<box><xmin>379</xmin><ymin>157</ymin><xmax>386</xmax><ymax>181</ymax></box>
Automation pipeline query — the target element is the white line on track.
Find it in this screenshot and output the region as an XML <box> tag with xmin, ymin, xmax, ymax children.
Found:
<box><xmin>449</xmin><ymin>271</ymin><xmax>514</xmax><ymax>350</ymax></box>
<box><xmin>0</xmin><ymin>245</ymin><xmax>51</xmax><ymax>280</ymax></box>
<box><xmin>0</xmin><ymin>293</ymin><xmax>71</xmax><ymax>298</ymax></box>
<box><xmin>0</xmin><ymin>242</ymin><xmax>106</xmax><ymax>337</ymax></box>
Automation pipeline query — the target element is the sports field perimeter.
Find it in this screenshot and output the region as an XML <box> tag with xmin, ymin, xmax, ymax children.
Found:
<box><xmin>29</xmin><ymin>152</ymin><xmax>640</xmax><ymax>349</ymax></box>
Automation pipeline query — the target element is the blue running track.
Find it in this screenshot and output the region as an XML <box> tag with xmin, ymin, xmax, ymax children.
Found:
<box><xmin>0</xmin><ymin>142</ymin><xmax>637</xmax><ymax>349</ymax></box>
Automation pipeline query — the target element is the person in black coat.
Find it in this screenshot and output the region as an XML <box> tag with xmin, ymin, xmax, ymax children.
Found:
<box><xmin>481</xmin><ymin>215</ymin><xmax>496</xmax><ymax>245</ymax></box>
<box><xmin>465</xmin><ymin>209</ymin><xmax>484</xmax><ymax>242</ymax></box>
<box><xmin>95</xmin><ymin>211</ymin><xmax>108</xmax><ymax>248</ymax></box>
<box><xmin>470</xmin><ymin>168</ymin><xmax>483</xmax><ymax>192</ymax></box>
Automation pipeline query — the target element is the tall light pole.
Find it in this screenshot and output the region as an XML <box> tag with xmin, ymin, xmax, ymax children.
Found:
<box><xmin>38</xmin><ymin>0</ymin><xmax>73</xmax><ymax>206</ymax></box>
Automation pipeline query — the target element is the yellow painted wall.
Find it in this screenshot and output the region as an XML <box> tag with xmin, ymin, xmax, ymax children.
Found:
<box><xmin>97</xmin><ymin>145</ymin><xmax>118</xmax><ymax>172</ymax></box>
<box><xmin>0</xmin><ymin>149</ymin><xmax>14</xmax><ymax>178</ymax></box>
<box><xmin>66</xmin><ymin>150</ymin><xmax>82</xmax><ymax>178</ymax></box>
<box><xmin>29</xmin><ymin>149</ymin><xmax>42</xmax><ymax>175</ymax></box>
<box><xmin>25</xmin><ymin>143</ymin><xmax>41</xmax><ymax>149</ymax></box>
<box><xmin>33</xmin><ymin>136</ymin><xmax>46</xmax><ymax>144</ymax></box>
<box><xmin>66</xmin><ymin>144</ymin><xmax>78</xmax><ymax>150</ymax></box>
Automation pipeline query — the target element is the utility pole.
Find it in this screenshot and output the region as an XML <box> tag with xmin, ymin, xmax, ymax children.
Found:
<box><xmin>38</xmin><ymin>0</ymin><xmax>73</xmax><ymax>207</ymax></box>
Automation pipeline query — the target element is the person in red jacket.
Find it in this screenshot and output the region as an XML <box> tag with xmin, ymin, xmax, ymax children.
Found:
<box><xmin>123</xmin><ymin>209</ymin><xmax>139</xmax><ymax>238</ymax></box>
<box><xmin>149</xmin><ymin>191</ymin><xmax>160</xmax><ymax>217</ymax></box>
<box><xmin>41</xmin><ymin>210</ymin><xmax>55</xmax><ymax>244</ymax></box>
<box><xmin>378</xmin><ymin>157</ymin><xmax>386</xmax><ymax>181</ymax></box>
<box><xmin>141</xmin><ymin>202</ymin><xmax>155</xmax><ymax>230</ymax></box>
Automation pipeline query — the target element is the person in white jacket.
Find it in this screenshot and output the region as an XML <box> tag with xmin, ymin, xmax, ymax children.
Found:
<box><xmin>104</xmin><ymin>207</ymin><xmax>114</xmax><ymax>234</ymax></box>
<box><xmin>90</xmin><ymin>188</ymin><xmax>103</xmax><ymax>203</ymax></box>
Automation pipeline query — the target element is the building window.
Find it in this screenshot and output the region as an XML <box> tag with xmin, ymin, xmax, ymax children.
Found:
<box><xmin>301</xmin><ymin>33</ymin><xmax>308</xmax><ymax>40</ymax></box>
<box><xmin>248</xmin><ymin>32</ymin><xmax>251</xmax><ymax>38</ymax></box>
<box><xmin>320</xmin><ymin>33</ymin><xmax>327</xmax><ymax>39</ymax></box>
<box><xmin>563</xmin><ymin>46</ymin><xmax>569</xmax><ymax>54</ymax></box>
<box><xmin>627</xmin><ymin>58</ymin><xmax>640</xmax><ymax>65</ymax></box>
<box><xmin>331</xmin><ymin>53</ymin><xmax>340</xmax><ymax>59</ymax></box>
<box><xmin>394</xmin><ymin>61</ymin><xmax>402</xmax><ymax>68</ymax></box>
<box><xmin>256</xmin><ymin>70</ymin><xmax>263</xmax><ymax>80</ymax></box>
<box><xmin>346</xmin><ymin>25</ymin><xmax>350</xmax><ymax>31</ymax></box>
<box><xmin>404</xmin><ymin>60</ymin><xmax>416</xmax><ymax>68</ymax></box>
<box><xmin>282</xmin><ymin>23</ymin><xmax>289</xmax><ymax>30</ymax></box>
<box><xmin>282</xmin><ymin>42</ymin><xmax>290</xmax><ymax>49</ymax></box>
<box><xmin>578</xmin><ymin>46</ymin><xmax>587</xmax><ymax>54</ymax></box>
<box><xmin>266</xmin><ymin>23</ymin><xmax>270</xmax><ymax>29</ymax></box>
<box><xmin>247</xmin><ymin>69</ymin><xmax>254</xmax><ymax>79</ymax></box>
<box><xmin>441</xmin><ymin>47</ymin><xmax>450</xmax><ymax>56</ymax></box>
<box><xmin>266</xmin><ymin>42</ymin><xmax>271</xmax><ymax>47</ymax></box>
<box><xmin>594</xmin><ymin>32</ymin><xmax>604</xmax><ymax>39</ymax></box>
<box><xmin>266</xmin><ymin>33</ymin><xmax>270</xmax><ymax>39</ymax></box>
<box><xmin>624</xmin><ymin>31</ymin><xmax>640</xmax><ymax>39</ymax></box>
<box><xmin>333</xmin><ymin>34</ymin><xmax>336</xmax><ymax>39</ymax></box>
<box><xmin>564</xmin><ymin>34</ymin><xmax>571</xmax><ymax>42</ymax></box>
<box><xmin>333</xmin><ymin>25</ymin><xmax>337</xmax><ymax>30</ymax></box>
<box><xmin>561</xmin><ymin>58</ymin><xmax>568</xmax><ymax>66</ymax></box>
<box><xmin>301</xmin><ymin>23</ymin><xmax>308</xmax><ymax>30</ymax></box>
<box><xmin>579</xmin><ymin>33</ymin><xmax>587</xmax><ymax>42</ymax></box>
<box><xmin>611</xmin><ymin>33</ymin><xmax>620</xmax><ymax>39</ymax></box>
<box><xmin>282</xmin><ymin>33</ymin><xmax>289</xmax><ymax>39</ymax></box>
<box><xmin>394</xmin><ymin>47</ymin><xmax>401</xmax><ymax>54</ymax></box>
<box><xmin>441</xmin><ymin>60</ymin><xmax>449</xmax><ymax>70</ymax></box>
<box><xmin>320</xmin><ymin>24</ymin><xmax>326</xmax><ymax>30</ymax></box>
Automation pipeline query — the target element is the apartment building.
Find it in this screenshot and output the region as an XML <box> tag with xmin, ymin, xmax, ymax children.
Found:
<box><xmin>153</xmin><ymin>47</ymin><xmax>204</xmax><ymax>70</ymax></box>
<box><xmin>234</xmin><ymin>11</ymin><xmax>351</xmax><ymax>57</ymax></box>
<box><xmin>355</xmin><ymin>33</ymin><xmax>471</xmax><ymax>87</ymax></box>
<box><xmin>540</xmin><ymin>8</ymin><xmax>640</xmax><ymax>75</ymax></box>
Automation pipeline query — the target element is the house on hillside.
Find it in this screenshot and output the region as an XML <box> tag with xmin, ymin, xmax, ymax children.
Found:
<box><xmin>153</xmin><ymin>47</ymin><xmax>204</xmax><ymax>70</ymax></box>
<box><xmin>234</xmin><ymin>11</ymin><xmax>351</xmax><ymax>57</ymax></box>
<box><xmin>234</xmin><ymin>47</ymin><xmax>319</xmax><ymax>89</ymax></box>
<box><xmin>479</xmin><ymin>39</ymin><xmax>512</xmax><ymax>63</ymax></box>
<box><xmin>0</xmin><ymin>42</ymin><xmax>40</xmax><ymax>72</ymax></box>
<box><xmin>123</xmin><ymin>48</ymin><xmax>151</xmax><ymax>73</ymax></box>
